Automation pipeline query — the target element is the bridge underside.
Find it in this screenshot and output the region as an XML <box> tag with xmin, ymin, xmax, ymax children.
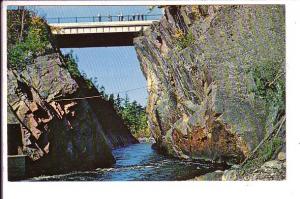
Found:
<box><xmin>53</xmin><ymin>32</ymin><xmax>139</xmax><ymax>48</ymax></box>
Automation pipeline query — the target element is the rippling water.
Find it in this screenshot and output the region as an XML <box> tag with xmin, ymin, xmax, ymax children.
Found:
<box><xmin>28</xmin><ymin>143</ymin><xmax>227</xmax><ymax>181</ymax></box>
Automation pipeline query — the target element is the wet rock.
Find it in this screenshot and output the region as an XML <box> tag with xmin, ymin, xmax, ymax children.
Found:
<box><xmin>193</xmin><ymin>170</ymin><xmax>224</xmax><ymax>181</ymax></box>
<box><xmin>138</xmin><ymin>137</ymin><xmax>148</xmax><ymax>143</ymax></box>
<box><xmin>138</xmin><ymin>137</ymin><xmax>156</xmax><ymax>144</ymax></box>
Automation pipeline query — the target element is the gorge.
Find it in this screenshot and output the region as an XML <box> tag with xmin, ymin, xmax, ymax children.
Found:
<box><xmin>7</xmin><ymin>5</ymin><xmax>286</xmax><ymax>181</ymax></box>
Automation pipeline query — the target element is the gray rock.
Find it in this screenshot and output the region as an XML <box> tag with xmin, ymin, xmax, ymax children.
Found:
<box><xmin>222</xmin><ymin>170</ymin><xmax>239</xmax><ymax>181</ymax></box>
<box><xmin>262</xmin><ymin>160</ymin><xmax>283</xmax><ymax>170</ymax></box>
<box><xmin>193</xmin><ymin>170</ymin><xmax>224</xmax><ymax>181</ymax></box>
<box><xmin>7</xmin><ymin>14</ymin><xmax>138</xmax><ymax>175</ymax></box>
<box><xmin>277</xmin><ymin>152</ymin><xmax>286</xmax><ymax>161</ymax></box>
<box><xmin>134</xmin><ymin>5</ymin><xmax>285</xmax><ymax>164</ymax></box>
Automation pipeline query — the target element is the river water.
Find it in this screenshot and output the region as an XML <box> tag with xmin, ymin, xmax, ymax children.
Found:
<box><xmin>28</xmin><ymin>143</ymin><xmax>227</xmax><ymax>181</ymax></box>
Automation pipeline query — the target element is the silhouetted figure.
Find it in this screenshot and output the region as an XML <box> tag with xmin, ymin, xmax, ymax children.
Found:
<box><xmin>120</xmin><ymin>12</ymin><xmax>124</xmax><ymax>21</ymax></box>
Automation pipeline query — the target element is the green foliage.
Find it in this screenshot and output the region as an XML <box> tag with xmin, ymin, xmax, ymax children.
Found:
<box><xmin>7</xmin><ymin>9</ymin><xmax>31</xmax><ymax>48</ymax></box>
<box><xmin>241</xmin><ymin>135</ymin><xmax>283</xmax><ymax>172</ymax></box>
<box><xmin>63</xmin><ymin>50</ymin><xmax>98</xmax><ymax>91</ymax></box>
<box><xmin>81</xmin><ymin>71</ymin><xmax>96</xmax><ymax>90</ymax></box>
<box><xmin>8</xmin><ymin>11</ymin><xmax>51</xmax><ymax>70</ymax></box>
<box><xmin>98</xmin><ymin>86</ymin><xmax>109</xmax><ymax>100</ymax></box>
<box><xmin>116</xmin><ymin>96</ymin><xmax>149</xmax><ymax>138</ymax></box>
<box><xmin>104</xmin><ymin>93</ymin><xmax>150</xmax><ymax>138</ymax></box>
<box><xmin>248</xmin><ymin>59</ymin><xmax>285</xmax><ymax>112</ymax></box>
<box><xmin>7</xmin><ymin>9</ymin><xmax>150</xmax><ymax>140</ymax></box>
<box><xmin>191</xmin><ymin>6</ymin><xmax>201</xmax><ymax>20</ymax></box>
<box><xmin>76</xmin><ymin>74</ymin><xmax>150</xmax><ymax>138</ymax></box>
<box><xmin>114</xmin><ymin>94</ymin><xmax>122</xmax><ymax>110</ymax></box>
<box><xmin>259</xmin><ymin>136</ymin><xmax>282</xmax><ymax>162</ymax></box>
<box><xmin>64</xmin><ymin>51</ymin><xmax>81</xmax><ymax>78</ymax></box>
<box><xmin>241</xmin><ymin>59</ymin><xmax>285</xmax><ymax>172</ymax></box>
<box><xmin>174</xmin><ymin>29</ymin><xmax>195</xmax><ymax>50</ymax></box>
<box><xmin>108</xmin><ymin>94</ymin><xmax>114</xmax><ymax>103</ymax></box>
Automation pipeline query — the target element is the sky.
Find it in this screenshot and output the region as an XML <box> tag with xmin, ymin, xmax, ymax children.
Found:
<box><xmin>20</xmin><ymin>6</ymin><xmax>163</xmax><ymax>106</ymax></box>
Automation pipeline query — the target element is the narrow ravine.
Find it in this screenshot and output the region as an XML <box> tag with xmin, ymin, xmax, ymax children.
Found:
<box><xmin>27</xmin><ymin>143</ymin><xmax>228</xmax><ymax>181</ymax></box>
<box><xmin>7</xmin><ymin>5</ymin><xmax>286</xmax><ymax>181</ymax></box>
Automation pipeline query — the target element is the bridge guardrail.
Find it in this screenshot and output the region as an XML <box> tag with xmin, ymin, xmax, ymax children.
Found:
<box><xmin>46</xmin><ymin>14</ymin><xmax>162</xmax><ymax>24</ymax></box>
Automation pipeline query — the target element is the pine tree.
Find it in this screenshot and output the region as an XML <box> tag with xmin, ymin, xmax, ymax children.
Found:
<box><xmin>108</xmin><ymin>94</ymin><xmax>114</xmax><ymax>103</ymax></box>
<box><xmin>115</xmin><ymin>94</ymin><xmax>122</xmax><ymax>111</ymax></box>
<box><xmin>124</xmin><ymin>93</ymin><xmax>130</xmax><ymax>108</ymax></box>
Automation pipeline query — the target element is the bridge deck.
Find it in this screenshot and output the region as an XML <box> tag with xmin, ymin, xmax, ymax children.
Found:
<box><xmin>49</xmin><ymin>20</ymin><xmax>157</xmax><ymax>48</ymax></box>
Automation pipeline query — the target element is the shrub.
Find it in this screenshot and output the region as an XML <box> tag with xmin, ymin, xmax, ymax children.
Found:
<box><xmin>8</xmin><ymin>12</ymin><xmax>51</xmax><ymax>70</ymax></box>
<box><xmin>63</xmin><ymin>51</ymin><xmax>81</xmax><ymax>78</ymax></box>
<box><xmin>174</xmin><ymin>29</ymin><xmax>195</xmax><ymax>50</ymax></box>
<box><xmin>260</xmin><ymin>136</ymin><xmax>283</xmax><ymax>161</ymax></box>
<box><xmin>247</xmin><ymin>59</ymin><xmax>285</xmax><ymax>115</ymax></box>
<box><xmin>191</xmin><ymin>6</ymin><xmax>201</xmax><ymax>20</ymax></box>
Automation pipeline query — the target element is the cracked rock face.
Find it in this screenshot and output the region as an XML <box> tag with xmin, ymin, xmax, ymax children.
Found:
<box><xmin>8</xmin><ymin>53</ymin><xmax>114</xmax><ymax>174</ymax></box>
<box><xmin>134</xmin><ymin>5</ymin><xmax>285</xmax><ymax>164</ymax></box>
<box><xmin>8</xmin><ymin>52</ymin><xmax>137</xmax><ymax>175</ymax></box>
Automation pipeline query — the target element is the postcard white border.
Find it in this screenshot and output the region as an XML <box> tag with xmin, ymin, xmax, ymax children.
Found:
<box><xmin>1</xmin><ymin>1</ymin><xmax>300</xmax><ymax>199</ymax></box>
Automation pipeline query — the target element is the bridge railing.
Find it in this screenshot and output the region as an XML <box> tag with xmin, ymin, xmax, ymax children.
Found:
<box><xmin>46</xmin><ymin>14</ymin><xmax>162</xmax><ymax>24</ymax></box>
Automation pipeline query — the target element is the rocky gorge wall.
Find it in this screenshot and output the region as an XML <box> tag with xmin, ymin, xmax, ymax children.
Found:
<box><xmin>7</xmin><ymin>11</ymin><xmax>137</xmax><ymax>176</ymax></box>
<box><xmin>134</xmin><ymin>5</ymin><xmax>285</xmax><ymax>164</ymax></box>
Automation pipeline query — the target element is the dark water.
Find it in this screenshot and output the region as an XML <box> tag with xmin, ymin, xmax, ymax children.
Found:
<box><xmin>28</xmin><ymin>143</ymin><xmax>227</xmax><ymax>181</ymax></box>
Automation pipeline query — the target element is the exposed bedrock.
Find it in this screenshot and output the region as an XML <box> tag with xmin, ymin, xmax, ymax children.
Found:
<box><xmin>134</xmin><ymin>5</ymin><xmax>285</xmax><ymax>164</ymax></box>
<box><xmin>8</xmin><ymin>52</ymin><xmax>137</xmax><ymax>176</ymax></box>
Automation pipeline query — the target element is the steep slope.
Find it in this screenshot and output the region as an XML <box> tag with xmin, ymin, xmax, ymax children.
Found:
<box><xmin>134</xmin><ymin>5</ymin><xmax>285</xmax><ymax>164</ymax></box>
<box><xmin>7</xmin><ymin>10</ymin><xmax>137</xmax><ymax>176</ymax></box>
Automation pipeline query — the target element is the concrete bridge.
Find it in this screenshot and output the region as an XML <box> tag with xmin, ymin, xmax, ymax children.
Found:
<box><xmin>48</xmin><ymin>14</ymin><xmax>161</xmax><ymax>48</ymax></box>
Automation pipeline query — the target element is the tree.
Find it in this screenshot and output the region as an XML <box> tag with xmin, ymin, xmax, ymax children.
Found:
<box><xmin>114</xmin><ymin>94</ymin><xmax>122</xmax><ymax>111</ymax></box>
<box><xmin>108</xmin><ymin>94</ymin><xmax>114</xmax><ymax>103</ymax></box>
<box><xmin>8</xmin><ymin>9</ymin><xmax>52</xmax><ymax>70</ymax></box>
<box><xmin>123</xmin><ymin>94</ymin><xmax>130</xmax><ymax>108</ymax></box>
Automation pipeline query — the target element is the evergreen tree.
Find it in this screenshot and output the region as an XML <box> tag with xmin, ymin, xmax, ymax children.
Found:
<box><xmin>124</xmin><ymin>93</ymin><xmax>130</xmax><ymax>108</ymax></box>
<box><xmin>108</xmin><ymin>94</ymin><xmax>114</xmax><ymax>103</ymax></box>
<box><xmin>93</xmin><ymin>86</ymin><xmax>150</xmax><ymax>138</ymax></box>
<box><xmin>115</xmin><ymin>94</ymin><xmax>122</xmax><ymax>111</ymax></box>
<box><xmin>99</xmin><ymin>86</ymin><xmax>105</xmax><ymax>97</ymax></box>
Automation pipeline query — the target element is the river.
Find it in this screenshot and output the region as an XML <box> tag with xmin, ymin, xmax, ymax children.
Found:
<box><xmin>28</xmin><ymin>143</ymin><xmax>228</xmax><ymax>181</ymax></box>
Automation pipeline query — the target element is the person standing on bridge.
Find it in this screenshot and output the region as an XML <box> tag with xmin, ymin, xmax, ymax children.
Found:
<box><xmin>118</xmin><ymin>12</ymin><xmax>124</xmax><ymax>21</ymax></box>
<box><xmin>120</xmin><ymin>12</ymin><xmax>124</xmax><ymax>21</ymax></box>
<box><xmin>97</xmin><ymin>14</ymin><xmax>101</xmax><ymax>22</ymax></box>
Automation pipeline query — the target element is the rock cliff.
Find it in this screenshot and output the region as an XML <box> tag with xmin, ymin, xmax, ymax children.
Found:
<box><xmin>134</xmin><ymin>5</ymin><xmax>285</xmax><ymax>164</ymax></box>
<box><xmin>7</xmin><ymin>11</ymin><xmax>137</xmax><ymax>176</ymax></box>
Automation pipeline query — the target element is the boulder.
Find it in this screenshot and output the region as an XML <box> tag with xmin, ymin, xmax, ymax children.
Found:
<box><xmin>222</xmin><ymin>170</ymin><xmax>239</xmax><ymax>181</ymax></box>
<box><xmin>262</xmin><ymin>160</ymin><xmax>283</xmax><ymax>170</ymax></box>
<box><xmin>193</xmin><ymin>170</ymin><xmax>224</xmax><ymax>181</ymax></box>
<box><xmin>277</xmin><ymin>152</ymin><xmax>286</xmax><ymax>161</ymax></box>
